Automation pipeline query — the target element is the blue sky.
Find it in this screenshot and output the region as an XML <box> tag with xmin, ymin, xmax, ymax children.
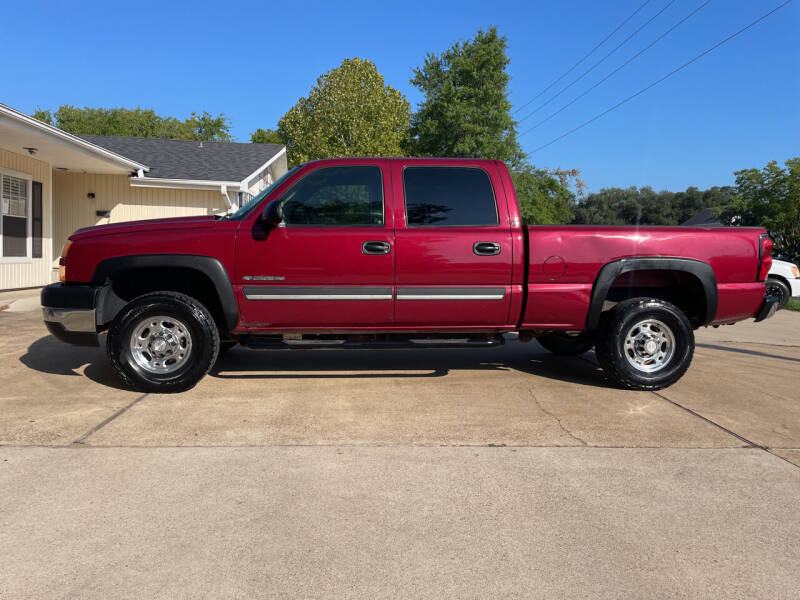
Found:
<box><xmin>3</xmin><ymin>0</ymin><xmax>798</xmax><ymax>192</ymax></box>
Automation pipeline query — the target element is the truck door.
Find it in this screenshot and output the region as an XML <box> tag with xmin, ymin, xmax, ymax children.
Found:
<box><xmin>390</xmin><ymin>161</ymin><xmax>514</xmax><ymax>328</ymax></box>
<box><xmin>235</xmin><ymin>161</ymin><xmax>394</xmax><ymax>329</ymax></box>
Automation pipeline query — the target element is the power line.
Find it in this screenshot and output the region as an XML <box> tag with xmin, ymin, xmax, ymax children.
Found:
<box><xmin>529</xmin><ymin>0</ymin><xmax>793</xmax><ymax>154</ymax></box>
<box><xmin>513</xmin><ymin>0</ymin><xmax>654</xmax><ymax>115</ymax></box>
<box><xmin>517</xmin><ymin>0</ymin><xmax>676</xmax><ymax>124</ymax></box>
<box><xmin>520</xmin><ymin>0</ymin><xmax>712</xmax><ymax>137</ymax></box>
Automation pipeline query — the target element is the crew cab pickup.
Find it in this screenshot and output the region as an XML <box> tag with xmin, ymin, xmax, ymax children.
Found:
<box><xmin>41</xmin><ymin>158</ymin><xmax>778</xmax><ymax>393</ymax></box>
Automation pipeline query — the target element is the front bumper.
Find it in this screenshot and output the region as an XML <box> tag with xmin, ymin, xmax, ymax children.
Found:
<box><xmin>41</xmin><ymin>283</ymin><xmax>99</xmax><ymax>346</ymax></box>
<box><xmin>754</xmin><ymin>295</ymin><xmax>780</xmax><ymax>323</ymax></box>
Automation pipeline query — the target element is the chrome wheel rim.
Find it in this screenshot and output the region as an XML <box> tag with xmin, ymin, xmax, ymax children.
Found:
<box><xmin>623</xmin><ymin>318</ymin><xmax>675</xmax><ymax>373</ymax></box>
<box><xmin>129</xmin><ymin>315</ymin><xmax>193</xmax><ymax>374</ymax></box>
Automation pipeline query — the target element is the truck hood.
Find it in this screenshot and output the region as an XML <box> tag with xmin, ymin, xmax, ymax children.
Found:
<box><xmin>69</xmin><ymin>215</ymin><xmax>219</xmax><ymax>240</ymax></box>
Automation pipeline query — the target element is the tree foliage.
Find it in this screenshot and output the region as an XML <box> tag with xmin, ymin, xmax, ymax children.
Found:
<box><xmin>277</xmin><ymin>58</ymin><xmax>411</xmax><ymax>165</ymax></box>
<box><xmin>407</xmin><ymin>27</ymin><xmax>523</xmax><ymax>165</ymax></box>
<box><xmin>572</xmin><ymin>186</ymin><xmax>736</xmax><ymax>226</ymax></box>
<box><xmin>250</xmin><ymin>128</ymin><xmax>284</xmax><ymax>145</ymax></box>
<box><xmin>721</xmin><ymin>158</ymin><xmax>800</xmax><ymax>262</ymax></box>
<box><xmin>408</xmin><ymin>26</ymin><xmax>579</xmax><ymax>222</ymax></box>
<box><xmin>512</xmin><ymin>164</ymin><xmax>584</xmax><ymax>224</ymax></box>
<box><xmin>32</xmin><ymin>105</ymin><xmax>232</xmax><ymax>141</ymax></box>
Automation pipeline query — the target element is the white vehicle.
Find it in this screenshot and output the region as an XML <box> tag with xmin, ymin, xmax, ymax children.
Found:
<box><xmin>767</xmin><ymin>258</ymin><xmax>800</xmax><ymax>308</ymax></box>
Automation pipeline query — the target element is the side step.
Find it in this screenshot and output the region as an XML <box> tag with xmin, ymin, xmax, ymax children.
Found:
<box><xmin>239</xmin><ymin>334</ymin><xmax>506</xmax><ymax>351</ymax></box>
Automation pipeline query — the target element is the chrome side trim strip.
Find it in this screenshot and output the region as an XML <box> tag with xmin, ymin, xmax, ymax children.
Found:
<box><xmin>396</xmin><ymin>287</ymin><xmax>506</xmax><ymax>301</ymax></box>
<box><xmin>247</xmin><ymin>294</ymin><xmax>393</xmax><ymax>300</ymax></box>
<box><xmin>243</xmin><ymin>286</ymin><xmax>392</xmax><ymax>301</ymax></box>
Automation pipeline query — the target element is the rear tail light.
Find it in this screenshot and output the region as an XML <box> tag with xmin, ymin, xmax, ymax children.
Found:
<box><xmin>758</xmin><ymin>234</ymin><xmax>773</xmax><ymax>282</ymax></box>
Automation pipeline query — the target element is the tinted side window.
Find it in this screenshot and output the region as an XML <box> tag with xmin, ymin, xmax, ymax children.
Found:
<box><xmin>404</xmin><ymin>167</ymin><xmax>498</xmax><ymax>227</ymax></box>
<box><xmin>281</xmin><ymin>166</ymin><xmax>383</xmax><ymax>226</ymax></box>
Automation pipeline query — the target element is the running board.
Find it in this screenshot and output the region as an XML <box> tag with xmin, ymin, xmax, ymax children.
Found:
<box><xmin>239</xmin><ymin>335</ymin><xmax>505</xmax><ymax>351</ymax></box>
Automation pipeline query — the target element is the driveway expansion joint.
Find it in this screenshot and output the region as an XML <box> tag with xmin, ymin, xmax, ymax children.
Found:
<box><xmin>72</xmin><ymin>393</ymin><xmax>149</xmax><ymax>445</ymax></box>
<box><xmin>651</xmin><ymin>391</ymin><xmax>800</xmax><ymax>470</ymax></box>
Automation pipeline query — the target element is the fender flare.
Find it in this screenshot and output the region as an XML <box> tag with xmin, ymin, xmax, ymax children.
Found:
<box><xmin>585</xmin><ymin>257</ymin><xmax>718</xmax><ymax>330</ymax></box>
<box><xmin>92</xmin><ymin>254</ymin><xmax>238</xmax><ymax>330</ymax></box>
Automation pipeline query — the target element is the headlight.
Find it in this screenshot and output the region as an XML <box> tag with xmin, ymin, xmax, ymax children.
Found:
<box><xmin>792</xmin><ymin>265</ymin><xmax>800</xmax><ymax>278</ymax></box>
<box><xmin>61</xmin><ymin>240</ymin><xmax>72</xmax><ymax>259</ymax></box>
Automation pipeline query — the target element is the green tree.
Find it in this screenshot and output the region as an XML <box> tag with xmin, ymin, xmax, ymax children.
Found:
<box><xmin>250</xmin><ymin>128</ymin><xmax>284</xmax><ymax>145</ymax></box>
<box><xmin>572</xmin><ymin>186</ymin><xmax>736</xmax><ymax>226</ymax></box>
<box><xmin>277</xmin><ymin>58</ymin><xmax>411</xmax><ymax>164</ymax></box>
<box><xmin>407</xmin><ymin>27</ymin><xmax>523</xmax><ymax>165</ymax></box>
<box><xmin>32</xmin><ymin>108</ymin><xmax>53</xmax><ymax>125</ymax></box>
<box><xmin>512</xmin><ymin>164</ymin><xmax>583</xmax><ymax>224</ymax></box>
<box><xmin>31</xmin><ymin>105</ymin><xmax>231</xmax><ymax>141</ymax></box>
<box><xmin>722</xmin><ymin>158</ymin><xmax>800</xmax><ymax>263</ymax></box>
<box><xmin>183</xmin><ymin>111</ymin><xmax>232</xmax><ymax>142</ymax></box>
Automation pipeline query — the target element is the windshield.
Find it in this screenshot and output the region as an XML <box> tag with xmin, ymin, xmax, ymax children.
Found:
<box><xmin>227</xmin><ymin>166</ymin><xmax>301</xmax><ymax>220</ymax></box>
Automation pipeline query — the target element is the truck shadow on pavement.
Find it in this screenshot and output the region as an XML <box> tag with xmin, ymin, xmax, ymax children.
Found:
<box><xmin>208</xmin><ymin>344</ymin><xmax>612</xmax><ymax>389</ymax></box>
<box><xmin>19</xmin><ymin>335</ymin><xmax>127</xmax><ymax>389</ymax></box>
<box><xmin>19</xmin><ymin>334</ymin><xmax>612</xmax><ymax>390</ymax></box>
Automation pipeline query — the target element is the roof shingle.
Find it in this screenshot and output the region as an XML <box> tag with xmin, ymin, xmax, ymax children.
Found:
<box><xmin>78</xmin><ymin>135</ymin><xmax>284</xmax><ymax>182</ymax></box>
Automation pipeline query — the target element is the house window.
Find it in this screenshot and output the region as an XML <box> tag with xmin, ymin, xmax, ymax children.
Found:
<box><xmin>1</xmin><ymin>170</ymin><xmax>33</xmax><ymax>259</ymax></box>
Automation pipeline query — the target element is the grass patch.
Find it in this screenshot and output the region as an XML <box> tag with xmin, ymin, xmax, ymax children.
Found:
<box><xmin>785</xmin><ymin>299</ymin><xmax>800</xmax><ymax>312</ymax></box>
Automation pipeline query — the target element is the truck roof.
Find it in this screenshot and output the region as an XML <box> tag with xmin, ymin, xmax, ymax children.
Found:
<box><xmin>299</xmin><ymin>157</ymin><xmax>503</xmax><ymax>168</ymax></box>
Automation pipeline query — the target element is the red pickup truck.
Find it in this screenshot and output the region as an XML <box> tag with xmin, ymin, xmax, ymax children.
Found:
<box><xmin>42</xmin><ymin>158</ymin><xmax>777</xmax><ymax>393</ymax></box>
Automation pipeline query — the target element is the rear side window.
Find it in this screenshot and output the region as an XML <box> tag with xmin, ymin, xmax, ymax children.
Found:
<box><xmin>404</xmin><ymin>167</ymin><xmax>498</xmax><ymax>227</ymax></box>
<box><xmin>281</xmin><ymin>166</ymin><xmax>384</xmax><ymax>226</ymax></box>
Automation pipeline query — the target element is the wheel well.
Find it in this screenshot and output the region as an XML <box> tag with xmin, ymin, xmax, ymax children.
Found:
<box><xmin>767</xmin><ymin>273</ymin><xmax>790</xmax><ymax>288</ymax></box>
<box><xmin>100</xmin><ymin>267</ymin><xmax>228</xmax><ymax>333</ymax></box>
<box><xmin>603</xmin><ymin>269</ymin><xmax>708</xmax><ymax>327</ymax></box>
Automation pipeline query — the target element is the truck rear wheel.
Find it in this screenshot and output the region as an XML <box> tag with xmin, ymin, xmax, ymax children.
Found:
<box><xmin>595</xmin><ymin>298</ymin><xmax>694</xmax><ymax>390</ymax></box>
<box><xmin>107</xmin><ymin>291</ymin><xmax>219</xmax><ymax>393</ymax></box>
<box><xmin>536</xmin><ymin>332</ymin><xmax>595</xmax><ymax>356</ymax></box>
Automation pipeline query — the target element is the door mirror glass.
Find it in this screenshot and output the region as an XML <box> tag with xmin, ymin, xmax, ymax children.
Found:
<box><xmin>261</xmin><ymin>199</ymin><xmax>283</xmax><ymax>226</ymax></box>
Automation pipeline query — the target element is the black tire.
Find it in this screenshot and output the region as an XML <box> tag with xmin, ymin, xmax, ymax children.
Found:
<box><xmin>595</xmin><ymin>298</ymin><xmax>694</xmax><ymax>391</ymax></box>
<box><xmin>214</xmin><ymin>340</ymin><xmax>237</xmax><ymax>365</ymax></box>
<box><xmin>107</xmin><ymin>291</ymin><xmax>219</xmax><ymax>393</ymax></box>
<box><xmin>766</xmin><ymin>276</ymin><xmax>791</xmax><ymax>310</ymax></box>
<box><xmin>536</xmin><ymin>332</ymin><xmax>595</xmax><ymax>356</ymax></box>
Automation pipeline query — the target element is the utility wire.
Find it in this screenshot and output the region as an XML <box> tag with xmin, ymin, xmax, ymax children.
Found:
<box><xmin>529</xmin><ymin>0</ymin><xmax>794</xmax><ymax>153</ymax></box>
<box><xmin>513</xmin><ymin>0</ymin><xmax>654</xmax><ymax>115</ymax></box>
<box><xmin>518</xmin><ymin>0</ymin><xmax>676</xmax><ymax>124</ymax></box>
<box><xmin>521</xmin><ymin>0</ymin><xmax>712</xmax><ymax>137</ymax></box>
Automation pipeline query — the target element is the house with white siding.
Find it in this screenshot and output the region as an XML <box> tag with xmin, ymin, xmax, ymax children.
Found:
<box><xmin>0</xmin><ymin>103</ymin><xmax>287</xmax><ymax>290</ymax></box>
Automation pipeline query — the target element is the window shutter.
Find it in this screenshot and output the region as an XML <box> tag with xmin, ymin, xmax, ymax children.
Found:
<box><xmin>32</xmin><ymin>181</ymin><xmax>43</xmax><ymax>258</ymax></box>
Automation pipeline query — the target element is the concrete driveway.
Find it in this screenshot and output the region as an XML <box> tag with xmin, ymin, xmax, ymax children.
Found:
<box><xmin>1</xmin><ymin>290</ymin><xmax>799</xmax><ymax>598</ymax></box>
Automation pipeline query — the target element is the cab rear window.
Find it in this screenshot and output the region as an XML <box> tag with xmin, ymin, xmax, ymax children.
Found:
<box><xmin>403</xmin><ymin>167</ymin><xmax>498</xmax><ymax>227</ymax></box>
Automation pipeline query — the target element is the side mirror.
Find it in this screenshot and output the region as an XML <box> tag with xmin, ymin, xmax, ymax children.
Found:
<box><xmin>261</xmin><ymin>200</ymin><xmax>283</xmax><ymax>227</ymax></box>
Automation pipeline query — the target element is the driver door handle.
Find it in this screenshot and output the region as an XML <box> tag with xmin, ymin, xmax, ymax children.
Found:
<box><xmin>473</xmin><ymin>241</ymin><xmax>501</xmax><ymax>256</ymax></box>
<box><xmin>362</xmin><ymin>241</ymin><xmax>391</xmax><ymax>255</ymax></box>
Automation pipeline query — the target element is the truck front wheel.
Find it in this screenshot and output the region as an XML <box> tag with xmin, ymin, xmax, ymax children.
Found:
<box><xmin>106</xmin><ymin>291</ymin><xmax>220</xmax><ymax>393</ymax></box>
<box><xmin>595</xmin><ymin>298</ymin><xmax>694</xmax><ymax>390</ymax></box>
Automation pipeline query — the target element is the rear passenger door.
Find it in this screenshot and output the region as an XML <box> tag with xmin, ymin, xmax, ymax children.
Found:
<box><xmin>391</xmin><ymin>161</ymin><xmax>514</xmax><ymax>328</ymax></box>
